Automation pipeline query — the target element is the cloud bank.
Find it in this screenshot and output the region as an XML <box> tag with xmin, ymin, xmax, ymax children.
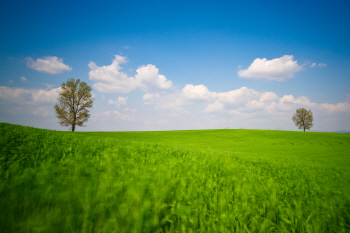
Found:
<box><xmin>0</xmin><ymin>86</ymin><xmax>61</xmax><ymax>117</ymax></box>
<box><xmin>143</xmin><ymin>84</ymin><xmax>350</xmax><ymax>116</ymax></box>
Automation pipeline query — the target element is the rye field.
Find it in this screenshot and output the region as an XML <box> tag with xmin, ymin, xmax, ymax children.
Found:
<box><xmin>0</xmin><ymin>123</ymin><xmax>350</xmax><ymax>232</ymax></box>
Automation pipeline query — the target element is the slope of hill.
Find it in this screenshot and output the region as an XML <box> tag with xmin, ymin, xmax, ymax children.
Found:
<box><xmin>79</xmin><ymin>129</ymin><xmax>350</xmax><ymax>170</ymax></box>
<box><xmin>1</xmin><ymin>123</ymin><xmax>349</xmax><ymax>232</ymax></box>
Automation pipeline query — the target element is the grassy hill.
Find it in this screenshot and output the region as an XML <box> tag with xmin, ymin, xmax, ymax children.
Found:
<box><xmin>79</xmin><ymin>129</ymin><xmax>350</xmax><ymax>169</ymax></box>
<box><xmin>1</xmin><ymin>123</ymin><xmax>349</xmax><ymax>232</ymax></box>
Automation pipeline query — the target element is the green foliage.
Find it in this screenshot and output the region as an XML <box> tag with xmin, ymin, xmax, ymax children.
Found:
<box><xmin>1</xmin><ymin>123</ymin><xmax>350</xmax><ymax>232</ymax></box>
<box><xmin>292</xmin><ymin>108</ymin><xmax>314</xmax><ymax>131</ymax></box>
<box><xmin>54</xmin><ymin>78</ymin><xmax>93</xmax><ymax>131</ymax></box>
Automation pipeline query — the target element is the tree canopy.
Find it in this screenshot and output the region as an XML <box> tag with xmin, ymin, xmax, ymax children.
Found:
<box><xmin>292</xmin><ymin>108</ymin><xmax>314</xmax><ymax>132</ymax></box>
<box><xmin>54</xmin><ymin>78</ymin><xmax>94</xmax><ymax>131</ymax></box>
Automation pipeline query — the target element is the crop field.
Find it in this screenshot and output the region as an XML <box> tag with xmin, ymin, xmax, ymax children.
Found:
<box><xmin>1</xmin><ymin>123</ymin><xmax>350</xmax><ymax>232</ymax></box>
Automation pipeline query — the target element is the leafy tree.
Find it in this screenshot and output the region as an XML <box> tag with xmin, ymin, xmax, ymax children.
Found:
<box><xmin>54</xmin><ymin>78</ymin><xmax>94</xmax><ymax>131</ymax></box>
<box><xmin>292</xmin><ymin>108</ymin><xmax>314</xmax><ymax>132</ymax></box>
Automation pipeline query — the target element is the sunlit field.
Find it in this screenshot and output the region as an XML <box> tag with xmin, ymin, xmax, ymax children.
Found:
<box><xmin>1</xmin><ymin>123</ymin><xmax>349</xmax><ymax>232</ymax></box>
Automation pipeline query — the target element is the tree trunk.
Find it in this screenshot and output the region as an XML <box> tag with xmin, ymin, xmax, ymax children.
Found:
<box><xmin>72</xmin><ymin>116</ymin><xmax>76</xmax><ymax>132</ymax></box>
<box><xmin>304</xmin><ymin>127</ymin><xmax>305</xmax><ymax>132</ymax></box>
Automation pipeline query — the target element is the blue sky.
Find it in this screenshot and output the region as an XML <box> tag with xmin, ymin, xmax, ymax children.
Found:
<box><xmin>1</xmin><ymin>0</ymin><xmax>350</xmax><ymax>131</ymax></box>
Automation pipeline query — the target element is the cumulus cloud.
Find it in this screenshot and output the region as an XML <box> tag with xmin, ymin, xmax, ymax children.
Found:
<box><xmin>135</xmin><ymin>64</ymin><xmax>173</xmax><ymax>91</ymax></box>
<box><xmin>89</xmin><ymin>55</ymin><xmax>172</xmax><ymax>93</ymax></box>
<box><xmin>143</xmin><ymin>85</ymin><xmax>271</xmax><ymax>113</ymax></box>
<box><xmin>204</xmin><ymin>101</ymin><xmax>224</xmax><ymax>113</ymax></box>
<box><xmin>108</xmin><ymin>96</ymin><xmax>128</xmax><ymax>107</ymax></box>
<box><xmin>143</xmin><ymin>83</ymin><xmax>350</xmax><ymax>124</ymax></box>
<box><xmin>259</xmin><ymin>92</ymin><xmax>278</xmax><ymax>102</ymax></box>
<box><xmin>26</xmin><ymin>56</ymin><xmax>72</xmax><ymax>74</ymax></box>
<box><xmin>89</xmin><ymin>55</ymin><xmax>136</xmax><ymax>93</ymax></box>
<box><xmin>277</xmin><ymin>95</ymin><xmax>316</xmax><ymax>111</ymax></box>
<box><xmin>182</xmin><ymin>84</ymin><xmax>213</xmax><ymax>100</ymax></box>
<box><xmin>143</xmin><ymin>93</ymin><xmax>160</xmax><ymax>101</ymax></box>
<box><xmin>216</xmin><ymin>87</ymin><xmax>261</xmax><ymax>105</ymax></box>
<box><xmin>238</xmin><ymin>55</ymin><xmax>303</xmax><ymax>81</ymax></box>
<box><xmin>20</xmin><ymin>76</ymin><xmax>27</xmax><ymax>82</ymax></box>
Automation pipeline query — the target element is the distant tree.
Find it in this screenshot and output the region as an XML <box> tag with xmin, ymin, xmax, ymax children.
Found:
<box><xmin>292</xmin><ymin>108</ymin><xmax>314</xmax><ymax>132</ymax></box>
<box><xmin>54</xmin><ymin>78</ymin><xmax>94</xmax><ymax>132</ymax></box>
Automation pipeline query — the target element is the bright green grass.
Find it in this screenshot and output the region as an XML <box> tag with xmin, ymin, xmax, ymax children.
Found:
<box><xmin>79</xmin><ymin>129</ymin><xmax>350</xmax><ymax>168</ymax></box>
<box><xmin>1</xmin><ymin>123</ymin><xmax>350</xmax><ymax>232</ymax></box>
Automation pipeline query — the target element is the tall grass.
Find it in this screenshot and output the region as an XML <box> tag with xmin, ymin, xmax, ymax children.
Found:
<box><xmin>0</xmin><ymin>123</ymin><xmax>349</xmax><ymax>232</ymax></box>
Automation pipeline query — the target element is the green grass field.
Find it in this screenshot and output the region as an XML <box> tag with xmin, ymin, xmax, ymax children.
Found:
<box><xmin>1</xmin><ymin>123</ymin><xmax>349</xmax><ymax>232</ymax></box>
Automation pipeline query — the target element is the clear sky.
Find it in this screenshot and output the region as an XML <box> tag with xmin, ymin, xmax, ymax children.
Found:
<box><xmin>1</xmin><ymin>0</ymin><xmax>350</xmax><ymax>131</ymax></box>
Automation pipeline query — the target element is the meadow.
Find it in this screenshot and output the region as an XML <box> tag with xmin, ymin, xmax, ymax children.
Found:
<box><xmin>0</xmin><ymin>123</ymin><xmax>349</xmax><ymax>232</ymax></box>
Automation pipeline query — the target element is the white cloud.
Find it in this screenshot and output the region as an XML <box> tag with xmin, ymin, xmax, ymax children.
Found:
<box><xmin>204</xmin><ymin>101</ymin><xmax>224</xmax><ymax>113</ymax></box>
<box><xmin>32</xmin><ymin>107</ymin><xmax>50</xmax><ymax>117</ymax></box>
<box><xmin>238</xmin><ymin>55</ymin><xmax>303</xmax><ymax>81</ymax></box>
<box><xmin>89</xmin><ymin>55</ymin><xmax>172</xmax><ymax>93</ymax></box>
<box><xmin>143</xmin><ymin>93</ymin><xmax>160</xmax><ymax>105</ymax></box>
<box><xmin>260</xmin><ymin>92</ymin><xmax>278</xmax><ymax>102</ymax></box>
<box><xmin>182</xmin><ymin>84</ymin><xmax>213</xmax><ymax>100</ymax></box>
<box><xmin>318</xmin><ymin>102</ymin><xmax>350</xmax><ymax>113</ymax></box>
<box><xmin>246</xmin><ymin>92</ymin><xmax>278</xmax><ymax>113</ymax></box>
<box><xmin>89</xmin><ymin>55</ymin><xmax>136</xmax><ymax>93</ymax></box>
<box><xmin>144</xmin><ymin>85</ymin><xmax>272</xmax><ymax>113</ymax></box>
<box><xmin>143</xmin><ymin>93</ymin><xmax>160</xmax><ymax>101</ymax></box>
<box><xmin>310</xmin><ymin>62</ymin><xmax>317</xmax><ymax>68</ymax></box>
<box><xmin>20</xmin><ymin>76</ymin><xmax>27</xmax><ymax>82</ymax></box>
<box><xmin>143</xmin><ymin>83</ymin><xmax>350</xmax><ymax>125</ymax></box>
<box><xmin>216</xmin><ymin>87</ymin><xmax>260</xmax><ymax>105</ymax></box>
<box><xmin>124</xmin><ymin>107</ymin><xmax>136</xmax><ymax>113</ymax></box>
<box><xmin>142</xmin><ymin>84</ymin><xmax>217</xmax><ymax>111</ymax></box>
<box><xmin>135</xmin><ymin>64</ymin><xmax>173</xmax><ymax>92</ymax></box>
<box><xmin>145</xmin><ymin>92</ymin><xmax>186</xmax><ymax>112</ymax></box>
<box><xmin>42</xmin><ymin>83</ymin><xmax>55</xmax><ymax>89</ymax></box>
<box><xmin>0</xmin><ymin>86</ymin><xmax>61</xmax><ymax>119</ymax></box>
<box><xmin>277</xmin><ymin>95</ymin><xmax>316</xmax><ymax>111</ymax></box>
<box><xmin>117</xmin><ymin>96</ymin><xmax>128</xmax><ymax>105</ymax></box>
<box><xmin>32</xmin><ymin>88</ymin><xmax>61</xmax><ymax>103</ymax></box>
<box><xmin>26</xmin><ymin>56</ymin><xmax>72</xmax><ymax>74</ymax></box>
<box><xmin>0</xmin><ymin>86</ymin><xmax>32</xmax><ymax>103</ymax></box>
<box><xmin>8</xmin><ymin>80</ymin><xmax>13</xmax><ymax>83</ymax></box>
<box><xmin>108</xmin><ymin>96</ymin><xmax>128</xmax><ymax>107</ymax></box>
<box><xmin>0</xmin><ymin>86</ymin><xmax>60</xmax><ymax>104</ymax></box>
<box><xmin>310</xmin><ymin>62</ymin><xmax>326</xmax><ymax>68</ymax></box>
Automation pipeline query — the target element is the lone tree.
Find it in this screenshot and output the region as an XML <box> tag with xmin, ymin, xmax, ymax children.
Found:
<box><xmin>54</xmin><ymin>78</ymin><xmax>94</xmax><ymax>132</ymax></box>
<box><xmin>292</xmin><ymin>108</ymin><xmax>314</xmax><ymax>132</ymax></box>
